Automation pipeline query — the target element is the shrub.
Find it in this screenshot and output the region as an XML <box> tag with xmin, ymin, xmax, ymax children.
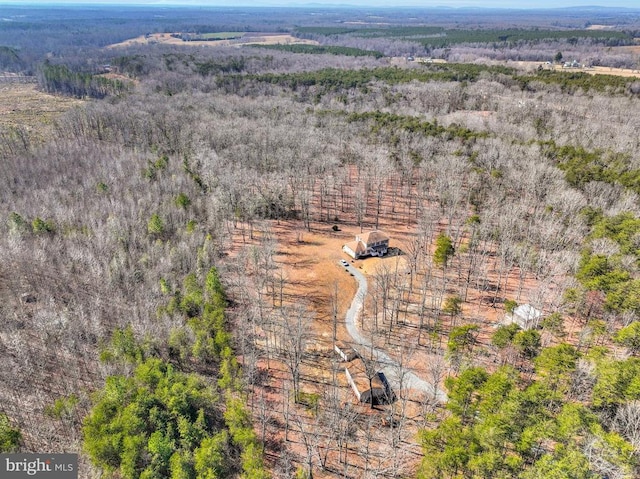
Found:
<box><xmin>174</xmin><ymin>193</ymin><xmax>191</xmax><ymax>209</ymax></box>
<box><xmin>44</xmin><ymin>395</ymin><xmax>79</xmax><ymax>420</ymax></box>
<box><xmin>542</xmin><ymin>312</ymin><xmax>566</xmax><ymax>338</ymax></box>
<box><xmin>614</xmin><ymin>322</ymin><xmax>640</xmax><ymax>355</ymax></box>
<box><xmin>8</xmin><ymin>212</ymin><xmax>27</xmax><ymax>234</ymax></box>
<box><xmin>433</xmin><ymin>233</ymin><xmax>455</xmax><ymax>268</ymax></box>
<box><xmin>31</xmin><ymin>217</ymin><xmax>55</xmax><ymax>234</ymax></box>
<box><xmin>147</xmin><ymin>213</ymin><xmax>165</xmax><ymax>237</ymax></box>
<box><xmin>99</xmin><ymin>325</ymin><xmax>144</xmax><ymax>365</ymax></box>
<box><xmin>159</xmin><ymin>278</ymin><xmax>171</xmax><ymax>295</ymax></box>
<box><xmin>513</xmin><ymin>330</ymin><xmax>542</xmax><ymax>360</ymax></box>
<box><xmin>443</xmin><ymin>295</ymin><xmax>463</xmax><ymax>317</ymax></box>
<box><xmin>0</xmin><ymin>413</ymin><xmax>21</xmax><ymax>452</ymax></box>
<box><xmin>504</xmin><ymin>299</ymin><xmax>518</xmax><ymax>313</ymax></box>
<box><xmin>492</xmin><ymin>323</ymin><xmax>521</xmax><ymax>349</ymax></box>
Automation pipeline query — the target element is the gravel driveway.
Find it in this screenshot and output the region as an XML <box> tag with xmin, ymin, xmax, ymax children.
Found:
<box><xmin>340</xmin><ymin>261</ymin><xmax>447</xmax><ymax>402</ymax></box>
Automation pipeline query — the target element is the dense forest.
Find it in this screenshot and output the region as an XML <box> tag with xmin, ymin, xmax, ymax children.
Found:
<box><xmin>1</xmin><ymin>4</ymin><xmax>640</xmax><ymax>479</ymax></box>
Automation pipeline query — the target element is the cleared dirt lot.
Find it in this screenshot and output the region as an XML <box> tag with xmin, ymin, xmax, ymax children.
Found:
<box><xmin>0</xmin><ymin>83</ymin><xmax>82</xmax><ymax>129</ymax></box>
<box><xmin>225</xmin><ymin>160</ymin><xmax>564</xmax><ymax>475</ymax></box>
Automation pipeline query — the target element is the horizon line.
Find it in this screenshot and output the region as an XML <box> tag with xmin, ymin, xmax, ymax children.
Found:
<box><xmin>1</xmin><ymin>2</ymin><xmax>640</xmax><ymax>10</ymax></box>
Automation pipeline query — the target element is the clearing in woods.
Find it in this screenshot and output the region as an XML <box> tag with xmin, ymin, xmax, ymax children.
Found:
<box><xmin>0</xmin><ymin>83</ymin><xmax>82</xmax><ymax>129</ymax></box>
<box><xmin>508</xmin><ymin>59</ymin><xmax>640</xmax><ymax>78</ymax></box>
<box><xmin>228</xmin><ymin>164</ymin><xmax>565</xmax><ymax>476</ymax></box>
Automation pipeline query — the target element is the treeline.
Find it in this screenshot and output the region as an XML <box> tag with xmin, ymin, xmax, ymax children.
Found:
<box><xmin>249</xmin><ymin>43</ymin><xmax>384</xmax><ymax>58</ymax></box>
<box><xmin>228</xmin><ymin>62</ymin><xmax>640</xmax><ymax>100</ymax></box>
<box><xmin>37</xmin><ymin>62</ymin><xmax>130</xmax><ymax>99</ymax></box>
<box><xmin>423</xmin><ymin>28</ymin><xmax>631</xmax><ymax>48</ymax></box>
<box><xmin>194</xmin><ymin>57</ymin><xmax>248</xmax><ymax>76</ymax></box>
<box><xmin>110</xmin><ymin>51</ymin><xmax>264</xmax><ymax>79</ymax></box>
<box><xmin>542</xmin><ymin>141</ymin><xmax>640</xmax><ymax>193</ymax></box>
<box><xmin>111</xmin><ymin>54</ymin><xmax>152</xmax><ymax>78</ymax></box>
<box><xmin>178</xmin><ymin>32</ymin><xmax>245</xmax><ymax>42</ymax></box>
<box><xmin>575</xmin><ymin>211</ymin><xmax>640</xmax><ymax>318</ymax></box>
<box><xmin>0</xmin><ymin>46</ymin><xmax>27</xmax><ymax>72</ymax></box>
<box><xmin>40</xmin><ymin>54</ymin><xmax>640</xmax><ymax>101</ymax></box>
<box><xmin>517</xmin><ymin>70</ymin><xmax>640</xmax><ymax>95</ymax></box>
<box><xmin>344</xmin><ymin>111</ymin><xmax>487</xmax><ymax>143</ymax></box>
<box><xmin>84</xmin><ymin>267</ymin><xmax>268</xmax><ymax>479</ymax></box>
<box><xmin>296</xmin><ymin>26</ymin><xmax>632</xmax><ymax>47</ymax></box>
<box><xmin>238</xmin><ymin>63</ymin><xmax>515</xmax><ymax>94</ymax></box>
<box><xmin>2</xmin><ymin>6</ymin><xmax>638</xmax><ymax>75</ymax></box>
<box><xmin>0</xmin><ymin>5</ymin><xmax>312</xmax><ymax>72</ymax></box>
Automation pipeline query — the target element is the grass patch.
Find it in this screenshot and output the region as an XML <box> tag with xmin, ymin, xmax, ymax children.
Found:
<box><xmin>297</xmin><ymin>391</ymin><xmax>320</xmax><ymax>413</ymax></box>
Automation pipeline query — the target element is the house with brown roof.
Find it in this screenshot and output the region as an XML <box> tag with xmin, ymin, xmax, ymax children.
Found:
<box><xmin>343</xmin><ymin>230</ymin><xmax>389</xmax><ymax>259</ymax></box>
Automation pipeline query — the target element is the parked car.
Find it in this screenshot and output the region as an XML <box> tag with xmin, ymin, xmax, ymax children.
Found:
<box><xmin>340</xmin><ymin>259</ymin><xmax>349</xmax><ymax>267</ymax></box>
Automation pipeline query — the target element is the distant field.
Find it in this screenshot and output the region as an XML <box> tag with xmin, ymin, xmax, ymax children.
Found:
<box><xmin>199</xmin><ymin>32</ymin><xmax>244</xmax><ymax>39</ymax></box>
<box><xmin>509</xmin><ymin>61</ymin><xmax>640</xmax><ymax>79</ymax></box>
<box><xmin>576</xmin><ymin>65</ymin><xmax>640</xmax><ymax>78</ymax></box>
<box><xmin>586</xmin><ymin>24</ymin><xmax>620</xmax><ymax>31</ymax></box>
<box><xmin>185</xmin><ymin>32</ymin><xmax>245</xmax><ymax>41</ymax></box>
<box><xmin>108</xmin><ymin>32</ymin><xmax>317</xmax><ymax>48</ymax></box>
<box><xmin>612</xmin><ymin>44</ymin><xmax>640</xmax><ymax>54</ymax></box>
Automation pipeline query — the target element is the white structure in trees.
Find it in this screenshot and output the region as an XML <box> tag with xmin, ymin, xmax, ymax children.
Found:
<box><xmin>511</xmin><ymin>304</ymin><xmax>543</xmax><ymax>330</ymax></box>
<box><xmin>334</xmin><ymin>341</ymin><xmax>358</xmax><ymax>362</ymax></box>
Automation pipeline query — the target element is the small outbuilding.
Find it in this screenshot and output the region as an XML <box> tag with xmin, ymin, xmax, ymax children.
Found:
<box><xmin>511</xmin><ymin>304</ymin><xmax>543</xmax><ymax>330</ymax></box>
<box><xmin>344</xmin><ymin>356</ymin><xmax>393</xmax><ymax>405</ymax></box>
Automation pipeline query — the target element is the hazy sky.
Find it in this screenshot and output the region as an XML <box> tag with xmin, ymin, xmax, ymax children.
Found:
<box><xmin>2</xmin><ymin>0</ymin><xmax>640</xmax><ymax>7</ymax></box>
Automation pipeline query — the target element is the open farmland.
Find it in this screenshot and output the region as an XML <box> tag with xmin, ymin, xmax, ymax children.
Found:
<box><xmin>108</xmin><ymin>32</ymin><xmax>318</xmax><ymax>48</ymax></box>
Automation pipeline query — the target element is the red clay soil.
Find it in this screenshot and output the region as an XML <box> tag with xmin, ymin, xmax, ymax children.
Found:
<box><xmin>227</xmin><ymin>165</ymin><xmax>573</xmax><ymax>477</ymax></box>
